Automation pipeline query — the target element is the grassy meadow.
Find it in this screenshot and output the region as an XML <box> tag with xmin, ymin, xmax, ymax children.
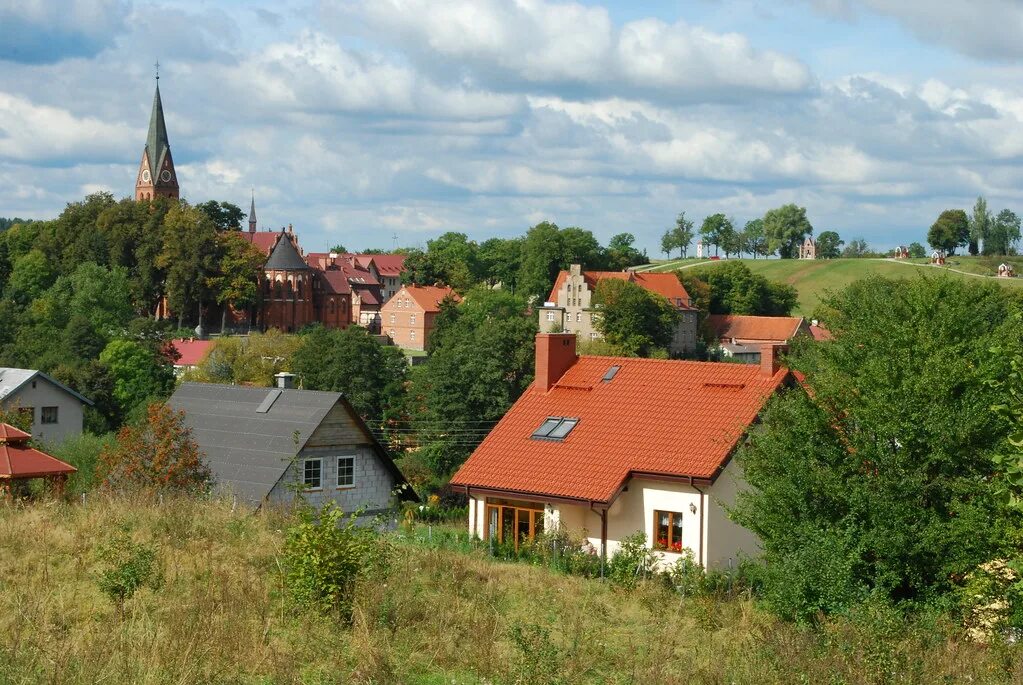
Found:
<box><xmin>2</xmin><ymin>495</ymin><xmax>1022</xmax><ymax>684</ymax></box>
<box><xmin>641</xmin><ymin>256</ymin><xmax>1023</xmax><ymax>316</ymax></box>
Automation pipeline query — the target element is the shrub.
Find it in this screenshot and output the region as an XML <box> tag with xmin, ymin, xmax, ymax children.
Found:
<box><xmin>95</xmin><ymin>531</ymin><xmax>163</xmax><ymax>617</ymax></box>
<box><xmin>606</xmin><ymin>532</ymin><xmax>659</xmax><ymax>588</ymax></box>
<box><xmin>283</xmin><ymin>503</ymin><xmax>385</xmax><ymax>619</ymax></box>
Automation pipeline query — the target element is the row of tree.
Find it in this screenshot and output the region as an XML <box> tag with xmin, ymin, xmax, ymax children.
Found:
<box><xmin>660</xmin><ymin>204</ymin><xmax>818</xmax><ymax>260</ymax></box>
<box><xmin>929</xmin><ymin>197</ymin><xmax>1021</xmax><ymax>256</ymax></box>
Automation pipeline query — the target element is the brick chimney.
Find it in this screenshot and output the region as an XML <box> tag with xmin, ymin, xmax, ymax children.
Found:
<box><xmin>535</xmin><ymin>333</ymin><xmax>577</xmax><ymax>391</ymax></box>
<box><xmin>760</xmin><ymin>343</ymin><xmax>788</xmax><ymax>377</ymax></box>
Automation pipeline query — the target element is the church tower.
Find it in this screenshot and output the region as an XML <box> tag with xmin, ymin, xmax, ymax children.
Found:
<box><xmin>248</xmin><ymin>192</ymin><xmax>257</xmax><ymax>233</ymax></box>
<box><xmin>135</xmin><ymin>71</ymin><xmax>180</xmax><ymax>201</ymax></box>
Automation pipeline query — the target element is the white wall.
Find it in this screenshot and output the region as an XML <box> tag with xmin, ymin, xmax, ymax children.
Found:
<box><xmin>1</xmin><ymin>377</ymin><xmax>85</xmax><ymax>446</ymax></box>
<box><xmin>704</xmin><ymin>459</ymin><xmax>761</xmax><ymax>570</ymax></box>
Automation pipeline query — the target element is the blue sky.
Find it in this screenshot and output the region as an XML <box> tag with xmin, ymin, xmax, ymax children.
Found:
<box><xmin>2</xmin><ymin>0</ymin><xmax>1022</xmax><ymax>255</ymax></box>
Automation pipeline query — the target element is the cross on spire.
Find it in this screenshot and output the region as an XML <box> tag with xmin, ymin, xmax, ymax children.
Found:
<box><xmin>155</xmin><ymin>59</ymin><xmax>160</xmax><ymax>81</ymax></box>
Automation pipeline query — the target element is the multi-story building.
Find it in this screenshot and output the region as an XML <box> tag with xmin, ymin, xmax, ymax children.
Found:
<box><xmin>380</xmin><ymin>285</ymin><xmax>460</xmax><ymax>351</ymax></box>
<box><xmin>537</xmin><ymin>265</ymin><xmax>699</xmax><ymax>355</ymax></box>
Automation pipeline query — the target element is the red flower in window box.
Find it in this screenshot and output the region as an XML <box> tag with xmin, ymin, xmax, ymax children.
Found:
<box><xmin>670</xmin><ymin>541</ymin><xmax>683</xmax><ymax>553</ymax></box>
<box><xmin>656</xmin><ymin>538</ymin><xmax>669</xmax><ymax>550</ymax></box>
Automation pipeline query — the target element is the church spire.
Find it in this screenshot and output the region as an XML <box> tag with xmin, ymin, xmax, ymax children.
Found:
<box><xmin>248</xmin><ymin>190</ymin><xmax>257</xmax><ymax>233</ymax></box>
<box><xmin>135</xmin><ymin>68</ymin><xmax>179</xmax><ymax>202</ymax></box>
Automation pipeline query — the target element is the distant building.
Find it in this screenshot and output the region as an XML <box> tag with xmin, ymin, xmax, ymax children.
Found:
<box><xmin>706</xmin><ymin>314</ymin><xmax>810</xmax><ymax>363</ymax></box>
<box><xmin>931</xmin><ymin>251</ymin><xmax>946</xmax><ymax>266</ymax></box>
<box><xmin>168</xmin><ymin>339</ymin><xmax>214</xmax><ymax>376</ymax></box>
<box><xmin>0</xmin><ymin>368</ymin><xmax>93</xmax><ymax>445</ymax></box>
<box><xmin>381</xmin><ymin>285</ymin><xmax>460</xmax><ymax>351</ymax></box>
<box><xmin>798</xmin><ymin>237</ymin><xmax>817</xmax><ymax>260</ymax></box>
<box><xmin>134</xmin><ymin>77</ymin><xmax>179</xmax><ymax>202</ymax></box>
<box><xmin>168</xmin><ymin>379</ymin><xmax>417</xmax><ymax>511</ymax></box>
<box><xmin>892</xmin><ymin>246</ymin><xmax>910</xmax><ymax>259</ymax></box>
<box><xmin>537</xmin><ymin>264</ymin><xmax>699</xmax><ymax>355</ymax></box>
<box><xmin>999</xmin><ymin>263</ymin><xmax>1016</xmax><ymax>278</ymax></box>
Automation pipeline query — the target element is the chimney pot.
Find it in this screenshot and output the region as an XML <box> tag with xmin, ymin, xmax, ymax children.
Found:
<box><xmin>760</xmin><ymin>343</ymin><xmax>787</xmax><ymax>377</ymax></box>
<box><xmin>535</xmin><ymin>333</ymin><xmax>578</xmax><ymax>391</ymax></box>
<box><xmin>274</xmin><ymin>372</ymin><xmax>297</xmax><ymax>389</ymax></box>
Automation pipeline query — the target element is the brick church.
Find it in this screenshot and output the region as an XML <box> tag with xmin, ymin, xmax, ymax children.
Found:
<box><xmin>135</xmin><ymin>78</ymin><xmax>404</xmax><ymax>333</ymax></box>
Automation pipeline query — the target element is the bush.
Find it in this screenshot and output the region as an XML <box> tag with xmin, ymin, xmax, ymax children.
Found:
<box><xmin>283</xmin><ymin>503</ymin><xmax>386</xmax><ymax>619</ymax></box>
<box><xmin>606</xmin><ymin>532</ymin><xmax>659</xmax><ymax>588</ymax></box>
<box><xmin>51</xmin><ymin>432</ymin><xmax>115</xmax><ymax>494</ymax></box>
<box><xmin>95</xmin><ymin>531</ymin><xmax>163</xmax><ymax>616</ymax></box>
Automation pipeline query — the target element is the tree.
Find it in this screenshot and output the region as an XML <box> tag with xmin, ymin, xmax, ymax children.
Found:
<box><xmin>291</xmin><ymin>325</ymin><xmax>408</xmax><ymax>426</ymax></box>
<box><xmin>98</xmin><ymin>339</ymin><xmax>175</xmax><ymax>418</ymax></box>
<box><xmin>478</xmin><ymin>237</ymin><xmax>522</xmax><ymax>290</ymax></box>
<box><xmin>928</xmin><ymin>209</ymin><xmax>969</xmax><ymax>256</ymax></box>
<box><xmin>741</xmin><ymin>219</ymin><xmax>769</xmax><ymax>259</ymax></box>
<box><xmin>423</xmin><ymin>232</ymin><xmax>482</xmax><ymax>291</ymax></box>
<box><xmin>908</xmin><ymin>242</ymin><xmax>927</xmax><ymax>258</ymax></box>
<box><xmin>969</xmin><ymin>196</ymin><xmax>991</xmax><ymax>256</ymax></box>
<box><xmin>208</xmin><ymin>232</ymin><xmax>267</xmax><ymax>332</ymax></box>
<box><xmin>410</xmin><ymin>289</ymin><xmax>537</xmax><ymax>476</ymax></box>
<box><xmin>987</xmin><ymin>209</ymin><xmax>1021</xmax><ymax>257</ymax></box>
<box><xmin>605</xmin><ymin>233</ymin><xmax>645</xmax><ymax>271</ymax></box>
<box><xmin>157</xmin><ymin>204</ymin><xmax>220</xmax><ymax>329</ymax></box>
<box><xmin>763</xmin><ymin>204</ymin><xmax>813</xmax><ymax>258</ymax></box>
<box><xmin>188</xmin><ymin>329</ymin><xmax>301</xmax><ymax>386</ymax></box>
<box><xmin>517</xmin><ymin>221</ymin><xmax>565</xmax><ymax>305</ymax></box>
<box><xmin>5</xmin><ymin>249</ymin><xmax>56</xmax><ymax>304</ymax></box>
<box><xmin>841</xmin><ymin>238</ymin><xmax>870</xmax><ymax>258</ymax></box>
<box><xmin>97</xmin><ymin>403</ymin><xmax>211</xmax><ymax>492</ymax></box>
<box><xmin>592</xmin><ymin>279</ymin><xmax>679</xmax><ymax>357</ymax></box>
<box><xmin>660</xmin><ymin>229</ymin><xmax>676</xmax><ymax>259</ymax></box>
<box><xmin>559</xmin><ymin>227</ymin><xmax>604</xmax><ymax>269</ymax></box>
<box><xmin>671</xmin><ymin>212</ymin><xmax>695</xmax><ymax>258</ymax></box>
<box><xmin>700</xmin><ymin>214</ymin><xmax>732</xmax><ymax>257</ymax></box>
<box><xmin>719</xmin><ymin>218</ymin><xmax>742</xmax><ymax>258</ymax></box>
<box><xmin>330</xmin><ymin>243</ymin><xmax>348</xmax><ymax>254</ymax></box>
<box><xmin>732</xmin><ymin>276</ymin><xmax>1020</xmax><ymax>621</ymax></box>
<box><xmin>196</xmin><ymin>200</ymin><xmax>245</xmax><ymax>232</ymax></box>
<box><xmin>815</xmin><ymin>231</ymin><xmax>843</xmax><ymax>259</ymax></box>
<box><xmin>686</xmin><ymin>261</ymin><xmax>797</xmax><ymax>316</ymax></box>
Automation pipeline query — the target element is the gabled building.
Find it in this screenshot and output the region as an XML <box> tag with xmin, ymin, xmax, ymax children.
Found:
<box><xmin>380</xmin><ymin>285</ymin><xmax>460</xmax><ymax>351</ymax></box>
<box><xmin>0</xmin><ymin>368</ymin><xmax>93</xmax><ymax>445</ymax></box>
<box><xmin>537</xmin><ymin>264</ymin><xmax>699</xmax><ymax>354</ymax></box>
<box><xmin>706</xmin><ymin>314</ymin><xmax>810</xmax><ymax>363</ymax></box>
<box><xmin>168</xmin><ymin>338</ymin><xmax>214</xmax><ymax>376</ymax></box>
<box><xmin>0</xmin><ymin>423</ymin><xmax>77</xmax><ymax>500</ymax></box>
<box><xmin>450</xmin><ymin>333</ymin><xmax>791</xmax><ymax>570</ymax></box>
<box><xmin>168</xmin><ymin>379</ymin><xmax>417</xmax><ymax>511</ymax></box>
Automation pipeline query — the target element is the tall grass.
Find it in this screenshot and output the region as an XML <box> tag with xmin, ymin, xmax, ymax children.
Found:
<box><xmin>1</xmin><ymin>496</ymin><xmax>1021</xmax><ymax>684</ymax></box>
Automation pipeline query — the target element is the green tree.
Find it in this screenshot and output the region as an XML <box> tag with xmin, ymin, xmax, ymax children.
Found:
<box><xmin>841</xmin><ymin>238</ymin><xmax>871</xmax><ymax>258</ymax></box>
<box><xmin>928</xmin><ymin>209</ymin><xmax>969</xmax><ymax>256</ymax></box>
<box><xmin>517</xmin><ymin>221</ymin><xmax>565</xmax><ymax>305</ymax></box>
<box><xmin>700</xmin><ymin>214</ymin><xmax>731</xmax><ymax>257</ymax></box>
<box><xmin>660</xmin><ymin>229</ymin><xmax>676</xmax><ymax>259</ymax></box>
<box><xmin>99</xmin><ymin>339</ymin><xmax>175</xmax><ymax>418</ymax></box>
<box><xmin>560</xmin><ymin>227</ymin><xmax>604</xmax><ymax>269</ymax></box>
<box><xmin>733</xmin><ymin>276</ymin><xmax>1020</xmax><ymax>621</ymax></box>
<box><xmin>208</xmin><ymin>232</ymin><xmax>267</xmax><ymax>332</ymax></box>
<box><xmin>592</xmin><ymin>279</ymin><xmax>679</xmax><ymax>357</ymax></box>
<box><xmin>291</xmin><ymin>326</ymin><xmax>408</xmax><ymax>426</ymax></box>
<box><xmin>5</xmin><ymin>249</ymin><xmax>56</xmax><ymax>304</ymax></box>
<box><xmin>815</xmin><ymin>231</ymin><xmax>843</xmax><ymax>259</ymax></box>
<box><xmin>969</xmin><ymin>196</ymin><xmax>992</xmax><ymax>256</ymax></box>
<box><xmin>986</xmin><ymin>209</ymin><xmax>1021</xmax><ymax>257</ymax></box>
<box><xmin>763</xmin><ymin>204</ymin><xmax>814</xmax><ymax>258</ymax></box>
<box><xmin>478</xmin><ymin>237</ymin><xmax>522</xmax><ymax>290</ymax></box>
<box><xmin>196</xmin><ymin>200</ymin><xmax>245</xmax><ymax>232</ymax></box>
<box><xmin>908</xmin><ymin>242</ymin><xmax>927</xmax><ymax>258</ymax></box>
<box><xmin>671</xmin><ymin>212</ymin><xmax>695</xmax><ymax>258</ymax></box>
<box><xmin>605</xmin><ymin>233</ymin><xmax>645</xmax><ymax>271</ymax></box>
<box><xmin>686</xmin><ymin>261</ymin><xmax>796</xmax><ymax>316</ymax></box>
<box><xmin>330</xmin><ymin>243</ymin><xmax>348</xmax><ymax>254</ymax></box>
<box><xmin>157</xmin><ymin>204</ymin><xmax>220</xmax><ymax>329</ymax></box>
<box><xmin>741</xmin><ymin>219</ymin><xmax>769</xmax><ymax>259</ymax></box>
<box><xmin>424</xmin><ymin>232</ymin><xmax>482</xmax><ymax>291</ymax></box>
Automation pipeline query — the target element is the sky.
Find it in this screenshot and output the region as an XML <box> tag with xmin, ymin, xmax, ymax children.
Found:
<box><xmin>2</xmin><ymin>0</ymin><xmax>1023</xmax><ymax>255</ymax></box>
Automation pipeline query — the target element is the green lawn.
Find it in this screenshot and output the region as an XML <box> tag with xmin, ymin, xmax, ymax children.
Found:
<box><xmin>644</xmin><ymin>257</ymin><xmax>1023</xmax><ymax>316</ymax></box>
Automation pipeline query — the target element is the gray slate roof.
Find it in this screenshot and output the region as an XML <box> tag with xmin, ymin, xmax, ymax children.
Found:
<box><xmin>0</xmin><ymin>368</ymin><xmax>94</xmax><ymax>405</ymax></box>
<box><xmin>145</xmin><ymin>84</ymin><xmax>171</xmax><ymax>180</ymax></box>
<box><xmin>168</xmin><ymin>382</ymin><xmax>411</xmax><ymax>506</ymax></box>
<box><xmin>265</xmin><ymin>232</ymin><xmax>310</xmax><ymax>271</ymax></box>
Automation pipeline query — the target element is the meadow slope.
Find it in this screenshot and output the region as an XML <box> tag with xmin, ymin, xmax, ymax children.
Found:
<box><xmin>644</xmin><ymin>257</ymin><xmax>1023</xmax><ymax>316</ymax></box>
<box><xmin>1</xmin><ymin>496</ymin><xmax>1021</xmax><ymax>684</ymax></box>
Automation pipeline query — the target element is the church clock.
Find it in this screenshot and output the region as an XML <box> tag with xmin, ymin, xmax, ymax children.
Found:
<box><xmin>142</xmin><ymin>169</ymin><xmax>151</xmax><ymax>183</ymax></box>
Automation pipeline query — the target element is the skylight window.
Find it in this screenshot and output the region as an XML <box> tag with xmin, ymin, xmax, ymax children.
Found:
<box><xmin>601</xmin><ymin>365</ymin><xmax>621</xmax><ymax>383</ymax></box>
<box><xmin>531</xmin><ymin>416</ymin><xmax>579</xmax><ymax>441</ymax></box>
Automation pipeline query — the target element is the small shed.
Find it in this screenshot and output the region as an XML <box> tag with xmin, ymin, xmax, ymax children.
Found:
<box><xmin>0</xmin><ymin>423</ymin><xmax>76</xmax><ymax>500</ymax></box>
<box><xmin>998</xmin><ymin>263</ymin><xmax>1016</xmax><ymax>278</ymax></box>
<box><xmin>931</xmin><ymin>251</ymin><xmax>946</xmax><ymax>266</ymax></box>
<box><xmin>892</xmin><ymin>246</ymin><xmax>909</xmax><ymax>259</ymax></box>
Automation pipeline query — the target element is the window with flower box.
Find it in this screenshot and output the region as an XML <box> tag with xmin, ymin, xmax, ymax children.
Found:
<box><xmin>653</xmin><ymin>510</ymin><xmax>684</xmax><ymax>553</ymax></box>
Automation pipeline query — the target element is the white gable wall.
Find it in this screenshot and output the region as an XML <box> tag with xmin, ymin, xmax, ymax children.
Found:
<box><xmin>1</xmin><ymin>377</ymin><xmax>85</xmax><ymax>446</ymax></box>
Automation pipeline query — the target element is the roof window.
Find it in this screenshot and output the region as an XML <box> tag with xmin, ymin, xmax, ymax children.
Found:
<box><xmin>601</xmin><ymin>365</ymin><xmax>621</xmax><ymax>383</ymax></box>
<box><xmin>531</xmin><ymin>416</ymin><xmax>579</xmax><ymax>441</ymax></box>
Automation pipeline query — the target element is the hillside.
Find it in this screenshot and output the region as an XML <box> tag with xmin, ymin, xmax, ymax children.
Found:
<box><xmin>642</xmin><ymin>257</ymin><xmax>1023</xmax><ymax>316</ymax></box>
<box><xmin>1</xmin><ymin>496</ymin><xmax>1019</xmax><ymax>684</ymax></box>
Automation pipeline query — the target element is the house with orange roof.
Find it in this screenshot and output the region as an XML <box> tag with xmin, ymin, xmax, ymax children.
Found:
<box><xmin>706</xmin><ymin>314</ymin><xmax>811</xmax><ymax>363</ymax></box>
<box><xmin>381</xmin><ymin>285</ymin><xmax>461</xmax><ymax>351</ymax></box>
<box><xmin>450</xmin><ymin>333</ymin><xmax>792</xmax><ymax>571</ymax></box>
<box><xmin>537</xmin><ymin>264</ymin><xmax>699</xmax><ymax>354</ymax></box>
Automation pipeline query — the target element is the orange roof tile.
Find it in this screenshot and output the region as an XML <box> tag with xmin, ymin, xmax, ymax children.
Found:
<box><xmin>392</xmin><ymin>285</ymin><xmax>461</xmax><ymax>313</ymax></box>
<box><xmin>547</xmin><ymin>270</ymin><xmax>695</xmax><ymax>309</ymax></box>
<box><xmin>809</xmin><ymin>324</ymin><xmax>833</xmax><ymax>341</ymax></box>
<box><xmin>169</xmin><ymin>339</ymin><xmax>213</xmax><ymax>367</ymax></box>
<box><xmin>450</xmin><ymin>356</ymin><xmax>788</xmax><ymax>503</ymax></box>
<box><xmin>0</xmin><ymin>423</ymin><xmax>76</xmax><ymax>479</ymax></box>
<box><xmin>0</xmin><ymin>424</ymin><xmax>30</xmax><ymax>442</ymax></box>
<box><xmin>707</xmin><ymin>314</ymin><xmax>806</xmax><ymax>343</ymax></box>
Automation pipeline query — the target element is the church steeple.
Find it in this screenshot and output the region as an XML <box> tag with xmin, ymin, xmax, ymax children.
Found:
<box><xmin>135</xmin><ymin>66</ymin><xmax>180</xmax><ymax>202</ymax></box>
<box><xmin>248</xmin><ymin>191</ymin><xmax>257</xmax><ymax>233</ymax></box>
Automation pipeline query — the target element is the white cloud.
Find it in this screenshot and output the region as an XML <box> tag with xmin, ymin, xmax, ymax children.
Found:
<box><xmin>0</xmin><ymin>92</ymin><xmax>135</xmax><ymax>162</ymax></box>
<box><xmin>342</xmin><ymin>0</ymin><xmax>814</xmax><ymax>99</ymax></box>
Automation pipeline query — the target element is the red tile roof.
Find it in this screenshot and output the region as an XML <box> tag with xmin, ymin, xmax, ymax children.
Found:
<box><xmin>391</xmin><ymin>285</ymin><xmax>461</xmax><ymax>313</ymax></box>
<box><xmin>353</xmin><ymin>254</ymin><xmax>405</xmax><ymax>276</ymax></box>
<box><xmin>450</xmin><ymin>356</ymin><xmax>788</xmax><ymax>503</ymax></box>
<box><xmin>241</xmin><ymin>231</ymin><xmax>281</xmax><ymax>256</ymax></box>
<box><xmin>547</xmin><ymin>270</ymin><xmax>695</xmax><ymax>309</ymax></box>
<box><xmin>707</xmin><ymin>315</ymin><xmax>806</xmax><ymax>343</ymax></box>
<box><xmin>809</xmin><ymin>324</ymin><xmax>833</xmax><ymax>341</ymax></box>
<box><xmin>318</xmin><ymin>269</ymin><xmax>353</xmax><ymax>295</ymax></box>
<box><xmin>0</xmin><ymin>423</ymin><xmax>76</xmax><ymax>479</ymax></box>
<box><xmin>169</xmin><ymin>339</ymin><xmax>214</xmax><ymax>367</ymax></box>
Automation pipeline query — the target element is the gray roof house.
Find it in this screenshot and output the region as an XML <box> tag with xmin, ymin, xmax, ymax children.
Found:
<box><xmin>168</xmin><ymin>380</ymin><xmax>417</xmax><ymax>511</ymax></box>
<box><xmin>0</xmin><ymin>368</ymin><xmax>93</xmax><ymax>445</ymax></box>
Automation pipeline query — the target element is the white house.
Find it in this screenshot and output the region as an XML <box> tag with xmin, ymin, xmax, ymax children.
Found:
<box><xmin>0</xmin><ymin>368</ymin><xmax>93</xmax><ymax>445</ymax></box>
<box><xmin>450</xmin><ymin>333</ymin><xmax>791</xmax><ymax>571</ymax></box>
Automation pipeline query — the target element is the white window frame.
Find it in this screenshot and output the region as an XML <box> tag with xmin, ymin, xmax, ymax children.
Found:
<box><xmin>410</xmin><ymin>313</ymin><xmax>417</xmax><ymax>326</ymax></box>
<box><xmin>336</xmin><ymin>455</ymin><xmax>356</xmax><ymax>488</ymax></box>
<box><xmin>410</xmin><ymin>329</ymin><xmax>417</xmax><ymax>341</ymax></box>
<box><xmin>546</xmin><ymin>311</ymin><xmax>556</xmax><ymax>321</ymax></box>
<box><xmin>390</xmin><ymin>313</ymin><xmax>396</xmax><ymax>324</ymax></box>
<box><xmin>303</xmin><ymin>457</ymin><xmax>323</xmax><ymax>490</ymax></box>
